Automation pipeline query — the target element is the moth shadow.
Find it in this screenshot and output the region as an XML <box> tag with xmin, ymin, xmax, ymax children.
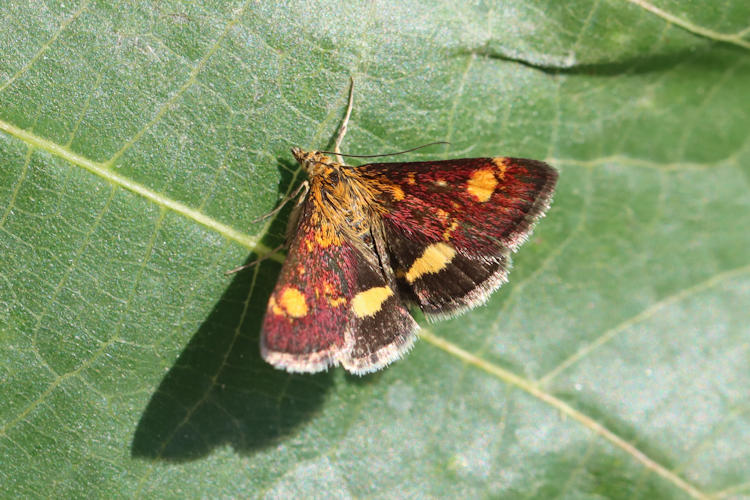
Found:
<box><xmin>131</xmin><ymin>158</ymin><xmax>333</xmax><ymax>462</ymax></box>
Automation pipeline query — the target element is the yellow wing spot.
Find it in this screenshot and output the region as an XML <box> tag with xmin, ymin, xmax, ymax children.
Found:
<box><xmin>278</xmin><ymin>287</ymin><xmax>308</xmax><ymax>318</ymax></box>
<box><xmin>466</xmin><ymin>168</ymin><xmax>498</xmax><ymax>202</ymax></box>
<box><xmin>407</xmin><ymin>173</ymin><xmax>416</xmax><ymax>185</ymax></box>
<box><xmin>269</xmin><ymin>296</ymin><xmax>284</xmax><ymax>316</ymax></box>
<box><xmin>435</xmin><ymin>179</ymin><xmax>448</xmax><ymax>187</ymax></box>
<box><xmin>405</xmin><ymin>242</ymin><xmax>456</xmax><ymax>283</ymax></box>
<box><xmin>329</xmin><ymin>297</ymin><xmax>347</xmax><ymax>307</ymax></box>
<box><xmin>492</xmin><ymin>157</ymin><xmax>508</xmax><ymax>180</ymax></box>
<box><xmin>442</xmin><ymin>220</ymin><xmax>459</xmax><ymax>241</ymax></box>
<box><xmin>351</xmin><ymin>286</ymin><xmax>393</xmax><ymax>318</ymax></box>
<box><xmin>391</xmin><ymin>185</ymin><xmax>405</xmax><ymax>201</ymax></box>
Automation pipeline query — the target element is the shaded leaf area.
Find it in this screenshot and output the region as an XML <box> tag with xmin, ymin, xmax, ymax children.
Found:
<box><xmin>130</xmin><ymin>257</ymin><xmax>333</xmax><ymax>461</ymax></box>
<box><xmin>1</xmin><ymin>0</ymin><xmax>750</xmax><ymax>498</ymax></box>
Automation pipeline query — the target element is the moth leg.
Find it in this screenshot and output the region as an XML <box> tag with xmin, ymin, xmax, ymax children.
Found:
<box><xmin>333</xmin><ymin>76</ymin><xmax>355</xmax><ymax>165</ymax></box>
<box><xmin>249</xmin><ymin>180</ymin><xmax>309</xmax><ymax>224</ymax></box>
<box><xmin>224</xmin><ymin>243</ymin><xmax>285</xmax><ymax>275</ymax></box>
<box><xmin>226</xmin><ymin>181</ymin><xmax>310</xmax><ymax>275</ymax></box>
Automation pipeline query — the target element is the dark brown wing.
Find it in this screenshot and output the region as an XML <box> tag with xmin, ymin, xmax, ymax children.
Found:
<box><xmin>359</xmin><ymin>157</ymin><xmax>557</xmax><ymax>318</ymax></box>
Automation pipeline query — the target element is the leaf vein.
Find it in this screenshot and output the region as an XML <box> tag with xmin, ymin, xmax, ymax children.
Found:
<box><xmin>0</xmin><ymin>146</ymin><xmax>33</xmax><ymax>228</ymax></box>
<box><xmin>538</xmin><ymin>263</ymin><xmax>750</xmax><ymax>385</ymax></box>
<box><xmin>712</xmin><ymin>480</ymin><xmax>750</xmax><ymax>499</ymax></box>
<box><xmin>0</xmin><ymin>119</ymin><xmax>278</xmax><ymax>258</ymax></box>
<box><xmin>0</xmin><ymin>0</ymin><xmax>91</xmax><ymax>93</ymax></box>
<box><xmin>479</xmin><ymin>166</ymin><xmax>591</xmax><ymax>364</ymax></box>
<box><xmin>1</xmin><ymin>186</ymin><xmax>117</xmax><ymax>437</ymax></box>
<box><xmin>676</xmin><ymin>58</ymin><xmax>747</xmax><ymax>157</ymax></box>
<box><xmin>134</xmin><ymin>252</ymin><xmax>263</xmax><ymax>496</ymax></box>
<box><xmin>105</xmin><ymin>2</ymin><xmax>250</xmax><ymax>167</ymax></box>
<box><xmin>419</xmin><ymin>329</ymin><xmax>709</xmax><ymax>500</ymax></box>
<box><xmin>624</xmin><ymin>0</ymin><xmax>750</xmax><ymax>50</ymax></box>
<box><xmin>443</xmin><ymin>53</ymin><xmax>474</xmax><ymax>146</ymax></box>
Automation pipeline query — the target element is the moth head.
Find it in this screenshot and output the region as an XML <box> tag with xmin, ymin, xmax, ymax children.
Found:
<box><xmin>291</xmin><ymin>147</ymin><xmax>334</xmax><ymax>176</ymax></box>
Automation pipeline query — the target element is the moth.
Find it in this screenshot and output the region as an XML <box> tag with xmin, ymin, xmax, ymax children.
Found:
<box><xmin>251</xmin><ymin>82</ymin><xmax>557</xmax><ymax>375</ymax></box>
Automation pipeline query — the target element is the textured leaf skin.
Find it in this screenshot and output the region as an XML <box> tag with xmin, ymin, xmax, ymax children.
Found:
<box><xmin>1</xmin><ymin>1</ymin><xmax>749</xmax><ymax>498</ymax></box>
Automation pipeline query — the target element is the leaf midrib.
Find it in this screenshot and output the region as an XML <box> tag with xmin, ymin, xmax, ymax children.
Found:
<box><xmin>0</xmin><ymin>118</ymin><xmax>276</xmax><ymax>257</ymax></box>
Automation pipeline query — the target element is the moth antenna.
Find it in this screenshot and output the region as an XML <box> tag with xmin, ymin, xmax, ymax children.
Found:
<box><xmin>333</xmin><ymin>77</ymin><xmax>355</xmax><ymax>165</ymax></box>
<box><xmin>319</xmin><ymin>141</ymin><xmax>450</xmax><ymax>159</ymax></box>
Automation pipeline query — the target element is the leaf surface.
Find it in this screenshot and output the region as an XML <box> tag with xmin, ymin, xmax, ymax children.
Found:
<box><xmin>2</xmin><ymin>1</ymin><xmax>749</xmax><ymax>498</ymax></box>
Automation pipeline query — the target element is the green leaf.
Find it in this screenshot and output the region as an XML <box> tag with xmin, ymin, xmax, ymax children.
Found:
<box><xmin>2</xmin><ymin>1</ymin><xmax>749</xmax><ymax>498</ymax></box>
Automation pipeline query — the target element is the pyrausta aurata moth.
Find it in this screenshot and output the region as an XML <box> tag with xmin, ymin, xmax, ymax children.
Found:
<box><xmin>253</xmin><ymin>81</ymin><xmax>557</xmax><ymax>375</ymax></box>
